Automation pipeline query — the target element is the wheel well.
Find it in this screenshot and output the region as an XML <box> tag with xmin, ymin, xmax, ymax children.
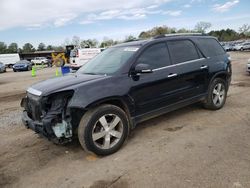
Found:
<box><xmin>69</xmin><ymin>99</ymin><xmax>131</xmax><ymax>131</ymax></box>
<box><xmin>91</xmin><ymin>99</ymin><xmax>130</xmax><ymax>116</ymax></box>
<box><xmin>214</xmin><ymin>73</ymin><xmax>227</xmax><ymax>81</ymax></box>
<box><xmin>211</xmin><ymin>73</ymin><xmax>229</xmax><ymax>89</ymax></box>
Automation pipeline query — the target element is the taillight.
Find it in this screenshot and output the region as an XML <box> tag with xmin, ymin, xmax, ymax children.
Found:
<box><xmin>76</xmin><ymin>50</ymin><xmax>79</xmax><ymax>57</ymax></box>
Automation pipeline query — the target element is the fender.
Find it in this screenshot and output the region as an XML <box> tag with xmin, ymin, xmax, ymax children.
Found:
<box><xmin>209</xmin><ymin>70</ymin><xmax>231</xmax><ymax>89</ymax></box>
<box><xmin>68</xmin><ymin>96</ymin><xmax>136</xmax><ymax>129</ymax></box>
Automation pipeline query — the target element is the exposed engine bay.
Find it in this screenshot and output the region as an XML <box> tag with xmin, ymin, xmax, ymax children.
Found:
<box><xmin>21</xmin><ymin>88</ymin><xmax>74</xmax><ymax>144</ymax></box>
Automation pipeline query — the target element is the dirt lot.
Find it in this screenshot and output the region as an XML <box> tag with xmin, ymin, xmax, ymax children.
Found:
<box><xmin>0</xmin><ymin>52</ymin><xmax>250</xmax><ymax>188</ymax></box>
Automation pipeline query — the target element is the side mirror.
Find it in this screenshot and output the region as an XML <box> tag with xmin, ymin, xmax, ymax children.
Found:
<box><xmin>133</xmin><ymin>63</ymin><xmax>153</xmax><ymax>74</ymax></box>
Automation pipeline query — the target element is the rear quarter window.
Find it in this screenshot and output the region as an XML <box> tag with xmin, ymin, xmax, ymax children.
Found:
<box><xmin>197</xmin><ymin>38</ymin><xmax>225</xmax><ymax>57</ymax></box>
<box><xmin>167</xmin><ymin>40</ymin><xmax>200</xmax><ymax>64</ymax></box>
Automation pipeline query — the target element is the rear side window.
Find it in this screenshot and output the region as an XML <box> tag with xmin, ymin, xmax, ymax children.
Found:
<box><xmin>197</xmin><ymin>38</ymin><xmax>225</xmax><ymax>57</ymax></box>
<box><xmin>136</xmin><ymin>43</ymin><xmax>171</xmax><ymax>69</ymax></box>
<box><xmin>167</xmin><ymin>40</ymin><xmax>199</xmax><ymax>64</ymax></box>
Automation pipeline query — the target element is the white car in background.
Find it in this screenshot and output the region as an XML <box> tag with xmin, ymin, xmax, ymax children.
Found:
<box><xmin>247</xmin><ymin>59</ymin><xmax>250</xmax><ymax>75</ymax></box>
<box><xmin>31</xmin><ymin>57</ymin><xmax>49</xmax><ymax>65</ymax></box>
<box><xmin>235</xmin><ymin>42</ymin><xmax>250</xmax><ymax>51</ymax></box>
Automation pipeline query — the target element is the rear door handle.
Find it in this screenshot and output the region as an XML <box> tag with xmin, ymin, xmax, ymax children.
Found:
<box><xmin>200</xmin><ymin>65</ymin><xmax>208</xmax><ymax>70</ymax></box>
<box><xmin>168</xmin><ymin>73</ymin><xmax>178</xmax><ymax>78</ymax></box>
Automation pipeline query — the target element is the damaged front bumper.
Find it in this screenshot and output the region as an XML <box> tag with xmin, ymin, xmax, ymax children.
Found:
<box><xmin>21</xmin><ymin>90</ymin><xmax>74</xmax><ymax>144</ymax></box>
<box><xmin>22</xmin><ymin>110</ymin><xmax>46</xmax><ymax>136</ymax></box>
<box><xmin>22</xmin><ymin>110</ymin><xmax>72</xmax><ymax>144</ymax></box>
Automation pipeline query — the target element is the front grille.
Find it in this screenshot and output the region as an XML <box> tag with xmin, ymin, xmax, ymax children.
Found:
<box><xmin>27</xmin><ymin>93</ymin><xmax>42</xmax><ymax>121</ymax></box>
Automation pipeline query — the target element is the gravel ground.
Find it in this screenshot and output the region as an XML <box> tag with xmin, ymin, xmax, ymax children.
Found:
<box><xmin>0</xmin><ymin>52</ymin><xmax>250</xmax><ymax>188</ymax></box>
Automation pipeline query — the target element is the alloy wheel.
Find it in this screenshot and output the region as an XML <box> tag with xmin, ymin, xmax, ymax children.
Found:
<box><xmin>92</xmin><ymin>114</ymin><xmax>123</xmax><ymax>150</ymax></box>
<box><xmin>212</xmin><ymin>83</ymin><xmax>225</xmax><ymax>106</ymax></box>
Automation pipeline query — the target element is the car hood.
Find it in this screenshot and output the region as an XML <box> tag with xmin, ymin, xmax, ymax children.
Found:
<box><xmin>28</xmin><ymin>73</ymin><xmax>105</xmax><ymax>96</ymax></box>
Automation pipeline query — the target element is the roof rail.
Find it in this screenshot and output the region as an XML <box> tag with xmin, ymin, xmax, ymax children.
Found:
<box><xmin>153</xmin><ymin>33</ymin><xmax>205</xmax><ymax>39</ymax></box>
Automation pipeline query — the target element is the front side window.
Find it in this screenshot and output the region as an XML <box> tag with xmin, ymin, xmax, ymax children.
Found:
<box><xmin>136</xmin><ymin>43</ymin><xmax>171</xmax><ymax>69</ymax></box>
<box><xmin>167</xmin><ymin>40</ymin><xmax>200</xmax><ymax>64</ymax></box>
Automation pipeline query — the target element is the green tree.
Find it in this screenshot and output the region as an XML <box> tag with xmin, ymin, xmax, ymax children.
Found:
<box><xmin>22</xmin><ymin>43</ymin><xmax>35</xmax><ymax>52</ymax></box>
<box><xmin>208</xmin><ymin>29</ymin><xmax>239</xmax><ymax>41</ymax></box>
<box><xmin>138</xmin><ymin>31</ymin><xmax>151</xmax><ymax>39</ymax></box>
<box><xmin>46</xmin><ymin>45</ymin><xmax>53</xmax><ymax>50</ymax></box>
<box><xmin>239</xmin><ymin>24</ymin><xmax>250</xmax><ymax>36</ymax></box>
<box><xmin>80</xmin><ymin>39</ymin><xmax>99</xmax><ymax>48</ymax></box>
<box><xmin>124</xmin><ymin>35</ymin><xmax>136</xmax><ymax>42</ymax></box>
<box><xmin>53</xmin><ymin>45</ymin><xmax>64</xmax><ymax>51</ymax></box>
<box><xmin>37</xmin><ymin>42</ymin><xmax>46</xmax><ymax>51</ymax></box>
<box><xmin>194</xmin><ymin>22</ymin><xmax>212</xmax><ymax>34</ymax></box>
<box><xmin>138</xmin><ymin>26</ymin><xmax>176</xmax><ymax>39</ymax></box>
<box><xmin>177</xmin><ymin>28</ymin><xmax>193</xmax><ymax>33</ymax></box>
<box><xmin>0</xmin><ymin>42</ymin><xmax>7</xmax><ymax>54</ymax></box>
<box><xmin>7</xmin><ymin>43</ymin><xmax>18</xmax><ymax>53</ymax></box>
<box><xmin>100</xmin><ymin>38</ymin><xmax>118</xmax><ymax>48</ymax></box>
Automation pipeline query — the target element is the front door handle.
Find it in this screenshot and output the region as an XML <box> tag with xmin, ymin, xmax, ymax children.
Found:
<box><xmin>200</xmin><ymin>65</ymin><xmax>208</xmax><ymax>69</ymax></box>
<box><xmin>168</xmin><ymin>73</ymin><xmax>178</xmax><ymax>78</ymax></box>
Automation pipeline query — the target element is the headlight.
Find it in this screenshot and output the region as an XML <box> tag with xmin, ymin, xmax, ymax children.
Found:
<box><xmin>47</xmin><ymin>90</ymin><xmax>74</xmax><ymax>111</ymax></box>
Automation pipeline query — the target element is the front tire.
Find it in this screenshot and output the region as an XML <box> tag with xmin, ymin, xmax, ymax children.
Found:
<box><xmin>203</xmin><ymin>78</ymin><xmax>227</xmax><ymax>110</ymax></box>
<box><xmin>78</xmin><ymin>104</ymin><xmax>129</xmax><ymax>156</ymax></box>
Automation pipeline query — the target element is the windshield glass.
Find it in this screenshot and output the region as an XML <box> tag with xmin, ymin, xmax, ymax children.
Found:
<box><xmin>77</xmin><ymin>46</ymin><xmax>139</xmax><ymax>75</ymax></box>
<box><xmin>16</xmin><ymin>61</ymin><xmax>28</xmax><ymax>64</ymax></box>
<box><xmin>70</xmin><ymin>50</ymin><xmax>77</xmax><ymax>57</ymax></box>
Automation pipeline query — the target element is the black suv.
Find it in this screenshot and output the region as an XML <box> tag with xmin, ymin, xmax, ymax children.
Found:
<box><xmin>21</xmin><ymin>34</ymin><xmax>231</xmax><ymax>155</ymax></box>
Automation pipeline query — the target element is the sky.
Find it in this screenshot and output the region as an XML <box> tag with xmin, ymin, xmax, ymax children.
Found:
<box><xmin>0</xmin><ymin>0</ymin><xmax>249</xmax><ymax>47</ymax></box>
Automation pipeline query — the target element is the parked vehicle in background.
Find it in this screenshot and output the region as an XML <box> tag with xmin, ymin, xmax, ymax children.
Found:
<box><xmin>234</xmin><ymin>42</ymin><xmax>250</xmax><ymax>51</ymax></box>
<box><xmin>247</xmin><ymin>59</ymin><xmax>250</xmax><ymax>75</ymax></box>
<box><xmin>13</xmin><ymin>60</ymin><xmax>32</xmax><ymax>72</ymax></box>
<box><xmin>228</xmin><ymin>43</ymin><xmax>236</xmax><ymax>51</ymax></box>
<box><xmin>21</xmin><ymin>34</ymin><xmax>232</xmax><ymax>156</ymax></box>
<box><xmin>31</xmin><ymin>57</ymin><xmax>49</xmax><ymax>65</ymax></box>
<box><xmin>0</xmin><ymin>53</ymin><xmax>20</xmax><ymax>68</ymax></box>
<box><xmin>0</xmin><ymin>62</ymin><xmax>6</xmax><ymax>73</ymax></box>
<box><xmin>222</xmin><ymin>44</ymin><xmax>230</xmax><ymax>51</ymax></box>
<box><xmin>70</xmin><ymin>48</ymin><xmax>102</xmax><ymax>70</ymax></box>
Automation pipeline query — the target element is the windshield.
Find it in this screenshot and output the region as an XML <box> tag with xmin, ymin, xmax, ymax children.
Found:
<box><xmin>16</xmin><ymin>61</ymin><xmax>28</xmax><ymax>64</ymax></box>
<box><xmin>77</xmin><ymin>46</ymin><xmax>139</xmax><ymax>75</ymax></box>
<box><xmin>70</xmin><ymin>50</ymin><xmax>77</xmax><ymax>57</ymax></box>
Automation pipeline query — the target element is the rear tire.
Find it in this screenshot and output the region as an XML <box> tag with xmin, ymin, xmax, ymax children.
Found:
<box><xmin>78</xmin><ymin>104</ymin><xmax>129</xmax><ymax>156</ymax></box>
<box><xmin>203</xmin><ymin>78</ymin><xmax>227</xmax><ymax>110</ymax></box>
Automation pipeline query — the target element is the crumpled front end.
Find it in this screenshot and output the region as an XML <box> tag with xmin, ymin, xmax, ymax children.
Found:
<box><xmin>21</xmin><ymin>88</ymin><xmax>74</xmax><ymax>144</ymax></box>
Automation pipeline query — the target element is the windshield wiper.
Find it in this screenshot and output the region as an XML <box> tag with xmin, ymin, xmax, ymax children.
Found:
<box><xmin>83</xmin><ymin>72</ymin><xmax>98</xmax><ymax>75</ymax></box>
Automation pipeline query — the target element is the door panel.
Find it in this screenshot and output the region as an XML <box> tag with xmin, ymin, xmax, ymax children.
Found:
<box><xmin>173</xmin><ymin>58</ymin><xmax>208</xmax><ymax>101</ymax></box>
<box><xmin>129</xmin><ymin>66</ymin><xmax>181</xmax><ymax>115</ymax></box>
<box><xmin>129</xmin><ymin>40</ymin><xmax>208</xmax><ymax>117</ymax></box>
